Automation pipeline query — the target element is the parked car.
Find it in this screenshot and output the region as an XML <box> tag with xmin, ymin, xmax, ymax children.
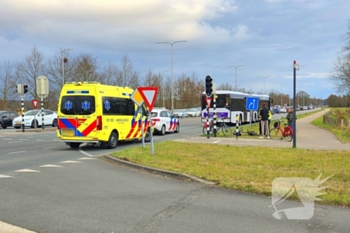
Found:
<box><xmin>0</xmin><ymin>111</ymin><xmax>18</xmax><ymax>129</ymax></box>
<box><xmin>273</xmin><ymin>105</ymin><xmax>281</xmax><ymax>114</ymax></box>
<box><xmin>151</xmin><ymin>108</ymin><xmax>180</xmax><ymax>135</ymax></box>
<box><xmin>186</xmin><ymin>108</ymin><xmax>201</xmax><ymax>117</ymax></box>
<box><xmin>279</xmin><ymin>107</ymin><xmax>287</xmax><ymax>113</ymax></box>
<box><xmin>173</xmin><ymin>109</ymin><xmax>188</xmax><ymax>118</ymax></box>
<box><xmin>13</xmin><ymin>109</ymin><xmax>57</xmax><ymax>129</ymax></box>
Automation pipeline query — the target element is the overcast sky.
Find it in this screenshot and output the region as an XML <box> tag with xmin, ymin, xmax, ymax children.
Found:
<box><xmin>1</xmin><ymin>0</ymin><xmax>349</xmax><ymax>99</ymax></box>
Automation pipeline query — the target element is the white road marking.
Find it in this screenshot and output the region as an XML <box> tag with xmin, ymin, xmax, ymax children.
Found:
<box><xmin>61</xmin><ymin>160</ymin><xmax>82</xmax><ymax>164</ymax></box>
<box><xmin>79</xmin><ymin>148</ymin><xmax>95</xmax><ymax>157</ymax></box>
<box><xmin>3</xmin><ymin>138</ymin><xmax>12</xmax><ymax>140</ymax></box>
<box><xmin>8</xmin><ymin>151</ymin><xmax>25</xmax><ymax>154</ymax></box>
<box><xmin>15</xmin><ymin>169</ymin><xmax>40</xmax><ymax>173</ymax></box>
<box><xmin>8</xmin><ymin>141</ymin><xmax>20</xmax><ymax>144</ymax></box>
<box><xmin>213</xmin><ymin>140</ymin><xmax>222</xmax><ymax>143</ymax></box>
<box><xmin>0</xmin><ymin>221</ymin><xmax>36</xmax><ymax>232</ymax></box>
<box><xmin>39</xmin><ymin>164</ymin><xmax>63</xmax><ymax>168</ymax></box>
<box><xmin>43</xmin><ymin>146</ymin><xmax>57</xmax><ymax>149</ymax></box>
<box><xmin>78</xmin><ymin>157</ymin><xmax>97</xmax><ymax>160</ymax></box>
<box><xmin>0</xmin><ymin>174</ymin><xmax>13</xmax><ymax>178</ymax></box>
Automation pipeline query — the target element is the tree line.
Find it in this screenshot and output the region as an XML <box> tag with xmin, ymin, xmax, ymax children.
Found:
<box><xmin>0</xmin><ymin>46</ymin><xmax>326</xmax><ymax>112</ymax></box>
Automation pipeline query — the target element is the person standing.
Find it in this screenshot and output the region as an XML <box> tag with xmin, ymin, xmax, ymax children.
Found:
<box><xmin>286</xmin><ymin>108</ymin><xmax>296</xmax><ymax>133</ymax></box>
<box><xmin>259</xmin><ymin>103</ymin><xmax>270</xmax><ymax>138</ymax></box>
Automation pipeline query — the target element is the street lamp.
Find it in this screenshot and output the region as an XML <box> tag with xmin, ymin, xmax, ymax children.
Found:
<box><xmin>157</xmin><ymin>40</ymin><xmax>187</xmax><ymax>113</ymax></box>
<box><xmin>262</xmin><ymin>76</ymin><xmax>270</xmax><ymax>94</ymax></box>
<box><xmin>277</xmin><ymin>83</ymin><xmax>285</xmax><ymax>105</ymax></box>
<box><xmin>227</xmin><ymin>65</ymin><xmax>246</xmax><ymax>90</ymax></box>
<box><xmin>61</xmin><ymin>48</ymin><xmax>74</xmax><ymax>86</ymax></box>
<box><xmin>162</xmin><ymin>70</ymin><xmax>170</xmax><ymax>108</ymax></box>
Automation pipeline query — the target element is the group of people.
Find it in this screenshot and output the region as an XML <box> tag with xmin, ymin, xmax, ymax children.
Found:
<box><xmin>259</xmin><ymin>104</ymin><xmax>295</xmax><ymax>139</ymax></box>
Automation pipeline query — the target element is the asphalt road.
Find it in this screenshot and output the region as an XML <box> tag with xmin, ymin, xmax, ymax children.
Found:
<box><xmin>0</xmin><ymin>115</ymin><xmax>349</xmax><ymax>233</ymax></box>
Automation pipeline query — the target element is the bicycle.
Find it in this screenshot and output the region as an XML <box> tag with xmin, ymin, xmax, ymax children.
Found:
<box><xmin>202</xmin><ymin>117</ymin><xmax>233</xmax><ymax>137</ymax></box>
<box><xmin>269</xmin><ymin>118</ymin><xmax>294</xmax><ymax>141</ymax></box>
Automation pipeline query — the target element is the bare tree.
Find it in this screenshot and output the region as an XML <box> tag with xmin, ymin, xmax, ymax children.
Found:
<box><xmin>331</xmin><ymin>55</ymin><xmax>350</xmax><ymax>94</ymax></box>
<box><xmin>121</xmin><ymin>55</ymin><xmax>139</xmax><ymax>88</ymax></box>
<box><xmin>73</xmin><ymin>53</ymin><xmax>101</xmax><ymax>82</ymax></box>
<box><xmin>100</xmin><ymin>62</ymin><xmax>122</xmax><ymax>85</ymax></box>
<box><xmin>217</xmin><ymin>82</ymin><xmax>234</xmax><ymax>91</ymax></box>
<box><xmin>331</xmin><ymin>19</ymin><xmax>350</xmax><ymax>94</ymax></box>
<box><xmin>47</xmin><ymin>49</ymin><xmax>76</xmax><ymax>89</ymax></box>
<box><xmin>16</xmin><ymin>46</ymin><xmax>46</xmax><ymax>99</ymax></box>
<box><xmin>0</xmin><ymin>60</ymin><xmax>17</xmax><ymax>109</ymax></box>
<box><xmin>297</xmin><ymin>90</ymin><xmax>310</xmax><ymax>106</ymax></box>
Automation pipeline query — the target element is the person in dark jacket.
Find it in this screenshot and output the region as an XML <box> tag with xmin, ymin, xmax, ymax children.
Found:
<box><xmin>259</xmin><ymin>103</ymin><xmax>270</xmax><ymax>138</ymax></box>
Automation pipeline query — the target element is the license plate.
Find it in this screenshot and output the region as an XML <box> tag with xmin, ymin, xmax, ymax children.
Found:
<box><xmin>16</xmin><ymin>121</ymin><xmax>21</xmax><ymax>125</ymax></box>
<box><xmin>61</xmin><ymin>128</ymin><xmax>75</xmax><ymax>137</ymax></box>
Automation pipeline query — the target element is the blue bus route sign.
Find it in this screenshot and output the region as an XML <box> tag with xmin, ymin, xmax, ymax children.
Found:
<box><xmin>246</xmin><ymin>97</ymin><xmax>259</xmax><ymax>111</ymax></box>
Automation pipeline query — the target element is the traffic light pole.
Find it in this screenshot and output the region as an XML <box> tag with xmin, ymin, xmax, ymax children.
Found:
<box><xmin>205</xmin><ymin>75</ymin><xmax>213</xmax><ymax>139</ymax></box>
<box><xmin>20</xmin><ymin>95</ymin><xmax>25</xmax><ymax>132</ymax></box>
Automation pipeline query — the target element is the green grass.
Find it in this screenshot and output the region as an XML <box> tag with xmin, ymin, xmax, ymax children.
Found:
<box><xmin>112</xmin><ymin>142</ymin><xmax>350</xmax><ymax>207</ymax></box>
<box><xmin>110</xmin><ymin>108</ymin><xmax>350</xmax><ymax>207</ymax></box>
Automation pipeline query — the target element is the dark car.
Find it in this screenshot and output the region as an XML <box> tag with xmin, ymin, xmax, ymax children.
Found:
<box><xmin>0</xmin><ymin>111</ymin><xmax>19</xmax><ymax>129</ymax></box>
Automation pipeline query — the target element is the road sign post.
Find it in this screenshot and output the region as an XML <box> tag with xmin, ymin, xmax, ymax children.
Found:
<box><xmin>137</xmin><ymin>86</ymin><xmax>159</xmax><ymax>155</ymax></box>
<box><xmin>131</xmin><ymin>89</ymin><xmax>145</xmax><ymax>148</ymax></box>
<box><xmin>245</xmin><ymin>97</ymin><xmax>259</xmax><ymax>129</ymax></box>
<box><xmin>293</xmin><ymin>61</ymin><xmax>299</xmax><ymax>148</ymax></box>
<box><xmin>36</xmin><ymin>76</ymin><xmax>49</xmax><ymax>130</ymax></box>
<box><xmin>32</xmin><ymin>99</ymin><xmax>39</xmax><ymax>129</ymax></box>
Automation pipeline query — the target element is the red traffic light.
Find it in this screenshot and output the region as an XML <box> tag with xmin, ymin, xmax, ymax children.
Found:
<box><xmin>23</xmin><ymin>85</ymin><xmax>28</xmax><ymax>94</ymax></box>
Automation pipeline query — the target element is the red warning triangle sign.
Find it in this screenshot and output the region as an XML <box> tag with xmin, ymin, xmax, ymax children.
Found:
<box><xmin>205</xmin><ymin>97</ymin><xmax>212</xmax><ymax>108</ymax></box>
<box><xmin>137</xmin><ymin>86</ymin><xmax>159</xmax><ymax>111</ymax></box>
<box><xmin>32</xmin><ymin>99</ymin><xmax>39</xmax><ymax>109</ymax></box>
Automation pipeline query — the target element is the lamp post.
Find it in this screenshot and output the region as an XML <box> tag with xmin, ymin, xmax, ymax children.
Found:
<box><xmin>277</xmin><ymin>83</ymin><xmax>285</xmax><ymax>105</ymax></box>
<box><xmin>157</xmin><ymin>40</ymin><xmax>187</xmax><ymax>113</ymax></box>
<box><xmin>262</xmin><ymin>76</ymin><xmax>269</xmax><ymax>94</ymax></box>
<box><xmin>227</xmin><ymin>65</ymin><xmax>245</xmax><ymax>90</ymax></box>
<box><xmin>61</xmin><ymin>48</ymin><xmax>74</xmax><ymax>87</ymax></box>
<box><xmin>162</xmin><ymin>70</ymin><xmax>171</xmax><ymax>108</ymax></box>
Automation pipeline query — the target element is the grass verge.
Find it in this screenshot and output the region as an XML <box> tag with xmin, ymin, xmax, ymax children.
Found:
<box><xmin>311</xmin><ymin>109</ymin><xmax>350</xmax><ymax>143</ymax></box>
<box><xmin>112</xmin><ymin>141</ymin><xmax>350</xmax><ymax>207</ymax></box>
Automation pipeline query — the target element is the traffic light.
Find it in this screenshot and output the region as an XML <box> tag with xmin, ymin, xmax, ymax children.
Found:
<box><xmin>205</xmin><ymin>75</ymin><xmax>213</xmax><ymax>96</ymax></box>
<box><xmin>24</xmin><ymin>85</ymin><xmax>28</xmax><ymax>94</ymax></box>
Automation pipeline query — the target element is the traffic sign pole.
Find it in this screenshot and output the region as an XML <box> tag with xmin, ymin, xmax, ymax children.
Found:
<box><xmin>41</xmin><ymin>97</ymin><xmax>44</xmax><ymax>130</ymax></box>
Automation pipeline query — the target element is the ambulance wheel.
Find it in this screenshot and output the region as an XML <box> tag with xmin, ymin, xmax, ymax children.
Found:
<box><xmin>69</xmin><ymin>143</ymin><xmax>81</xmax><ymax>148</ymax></box>
<box><xmin>107</xmin><ymin>132</ymin><xmax>118</xmax><ymax>149</ymax></box>
<box><xmin>160</xmin><ymin>125</ymin><xmax>166</xmax><ymax>135</ymax></box>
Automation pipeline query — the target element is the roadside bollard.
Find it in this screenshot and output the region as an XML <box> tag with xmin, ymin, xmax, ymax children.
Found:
<box><xmin>234</xmin><ymin>114</ymin><xmax>241</xmax><ymax>140</ymax></box>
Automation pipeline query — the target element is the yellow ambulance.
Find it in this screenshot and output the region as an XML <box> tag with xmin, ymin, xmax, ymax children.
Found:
<box><xmin>56</xmin><ymin>82</ymin><xmax>152</xmax><ymax>149</ymax></box>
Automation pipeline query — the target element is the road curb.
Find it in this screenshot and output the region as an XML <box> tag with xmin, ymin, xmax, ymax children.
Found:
<box><xmin>103</xmin><ymin>155</ymin><xmax>216</xmax><ymax>185</ymax></box>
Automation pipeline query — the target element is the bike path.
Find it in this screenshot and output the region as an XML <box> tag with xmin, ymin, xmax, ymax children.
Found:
<box><xmin>176</xmin><ymin>109</ymin><xmax>350</xmax><ymax>151</ymax></box>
